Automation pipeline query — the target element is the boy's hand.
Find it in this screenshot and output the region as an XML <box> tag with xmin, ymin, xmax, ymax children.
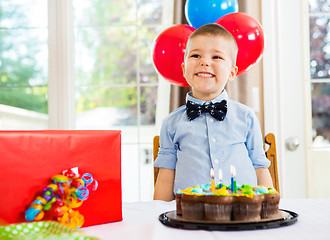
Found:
<box><xmin>255</xmin><ymin>167</ymin><xmax>273</xmax><ymax>188</ymax></box>
<box><xmin>153</xmin><ymin>168</ymin><xmax>175</xmax><ymax>201</ymax></box>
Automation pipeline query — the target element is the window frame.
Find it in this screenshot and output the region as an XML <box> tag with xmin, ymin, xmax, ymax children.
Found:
<box><xmin>48</xmin><ymin>0</ymin><xmax>75</xmax><ymax>129</ymax></box>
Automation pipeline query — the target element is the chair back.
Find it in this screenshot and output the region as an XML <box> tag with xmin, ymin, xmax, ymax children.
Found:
<box><xmin>153</xmin><ymin>135</ymin><xmax>160</xmax><ymax>186</ymax></box>
<box><xmin>265</xmin><ymin>133</ymin><xmax>280</xmax><ymax>192</ymax></box>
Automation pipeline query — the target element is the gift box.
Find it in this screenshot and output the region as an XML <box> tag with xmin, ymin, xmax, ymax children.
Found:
<box><xmin>0</xmin><ymin>130</ymin><xmax>122</xmax><ymax>227</ymax></box>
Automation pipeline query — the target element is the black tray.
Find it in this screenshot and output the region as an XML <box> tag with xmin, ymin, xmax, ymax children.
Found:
<box><xmin>159</xmin><ymin>209</ymin><xmax>298</xmax><ymax>231</ymax></box>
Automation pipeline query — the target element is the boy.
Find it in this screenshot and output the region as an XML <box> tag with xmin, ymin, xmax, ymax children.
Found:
<box><xmin>154</xmin><ymin>23</ymin><xmax>273</xmax><ymax>201</ymax></box>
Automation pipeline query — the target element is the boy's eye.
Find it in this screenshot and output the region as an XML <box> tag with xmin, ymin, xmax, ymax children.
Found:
<box><xmin>190</xmin><ymin>54</ymin><xmax>200</xmax><ymax>58</ymax></box>
<box><xmin>213</xmin><ymin>56</ymin><xmax>223</xmax><ymax>60</ymax></box>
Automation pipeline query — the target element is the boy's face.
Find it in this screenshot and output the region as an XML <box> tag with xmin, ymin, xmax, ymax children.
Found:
<box><xmin>182</xmin><ymin>35</ymin><xmax>238</xmax><ymax>101</ymax></box>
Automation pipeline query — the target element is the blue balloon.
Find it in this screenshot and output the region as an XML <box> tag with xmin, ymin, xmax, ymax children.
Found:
<box><xmin>185</xmin><ymin>0</ymin><xmax>239</xmax><ymax>29</ymax></box>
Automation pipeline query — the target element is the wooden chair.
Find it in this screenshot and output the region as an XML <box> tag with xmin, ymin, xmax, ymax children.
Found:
<box><xmin>265</xmin><ymin>133</ymin><xmax>280</xmax><ymax>192</ymax></box>
<box><xmin>153</xmin><ymin>133</ymin><xmax>280</xmax><ymax>193</ymax></box>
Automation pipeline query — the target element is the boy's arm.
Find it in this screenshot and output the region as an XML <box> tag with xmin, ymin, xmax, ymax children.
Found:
<box><xmin>153</xmin><ymin>168</ymin><xmax>175</xmax><ymax>201</ymax></box>
<box><xmin>255</xmin><ymin>167</ymin><xmax>273</xmax><ymax>188</ymax></box>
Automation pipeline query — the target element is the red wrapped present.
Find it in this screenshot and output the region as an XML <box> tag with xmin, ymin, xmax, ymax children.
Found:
<box><xmin>0</xmin><ymin>130</ymin><xmax>122</xmax><ymax>227</ymax></box>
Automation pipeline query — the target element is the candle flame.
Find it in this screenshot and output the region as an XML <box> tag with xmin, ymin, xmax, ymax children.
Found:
<box><xmin>210</xmin><ymin>168</ymin><xmax>214</xmax><ymax>178</ymax></box>
<box><xmin>230</xmin><ymin>165</ymin><xmax>236</xmax><ymax>177</ymax></box>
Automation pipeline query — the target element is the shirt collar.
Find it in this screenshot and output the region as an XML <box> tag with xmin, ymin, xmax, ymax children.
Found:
<box><xmin>186</xmin><ymin>90</ymin><xmax>228</xmax><ymax>105</ymax></box>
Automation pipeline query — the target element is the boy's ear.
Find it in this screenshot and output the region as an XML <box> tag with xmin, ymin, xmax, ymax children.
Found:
<box><xmin>181</xmin><ymin>62</ymin><xmax>185</xmax><ymax>77</ymax></box>
<box><xmin>228</xmin><ymin>66</ymin><xmax>238</xmax><ymax>82</ymax></box>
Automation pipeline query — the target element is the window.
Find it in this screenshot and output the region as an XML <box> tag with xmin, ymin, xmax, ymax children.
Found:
<box><xmin>73</xmin><ymin>0</ymin><xmax>172</xmax><ymax>201</ymax></box>
<box><xmin>0</xmin><ymin>0</ymin><xmax>48</xmax><ymax>129</ymax></box>
<box><xmin>308</xmin><ymin>0</ymin><xmax>330</xmax><ymax>146</ymax></box>
<box><xmin>0</xmin><ymin>0</ymin><xmax>173</xmax><ymax>201</ymax></box>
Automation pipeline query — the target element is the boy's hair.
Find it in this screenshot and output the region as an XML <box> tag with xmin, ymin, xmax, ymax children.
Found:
<box><xmin>184</xmin><ymin>23</ymin><xmax>238</xmax><ymax>66</ymax></box>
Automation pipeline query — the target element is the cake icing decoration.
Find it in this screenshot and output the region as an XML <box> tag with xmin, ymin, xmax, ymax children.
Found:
<box><xmin>191</xmin><ymin>187</ymin><xmax>204</xmax><ymax>194</ymax></box>
<box><xmin>200</xmin><ymin>183</ymin><xmax>211</xmax><ymax>191</ymax></box>
<box><xmin>215</xmin><ymin>186</ymin><xmax>229</xmax><ymax>196</ymax></box>
<box><xmin>254</xmin><ymin>185</ymin><xmax>269</xmax><ymax>194</ymax></box>
<box><xmin>268</xmin><ymin>187</ymin><xmax>278</xmax><ymax>193</ymax></box>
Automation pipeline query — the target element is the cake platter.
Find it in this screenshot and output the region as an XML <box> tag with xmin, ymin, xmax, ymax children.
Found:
<box><xmin>159</xmin><ymin>209</ymin><xmax>298</xmax><ymax>231</ymax></box>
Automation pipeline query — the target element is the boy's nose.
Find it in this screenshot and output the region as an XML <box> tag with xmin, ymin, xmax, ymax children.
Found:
<box><xmin>200</xmin><ymin>58</ymin><xmax>210</xmax><ymax>67</ymax></box>
<box><xmin>200</xmin><ymin>60</ymin><xmax>209</xmax><ymax>67</ymax></box>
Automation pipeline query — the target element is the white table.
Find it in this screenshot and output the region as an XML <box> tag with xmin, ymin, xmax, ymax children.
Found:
<box><xmin>83</xmin><ymin>199</ymin><xmax>330</xmax><ymax>240</ymax></box>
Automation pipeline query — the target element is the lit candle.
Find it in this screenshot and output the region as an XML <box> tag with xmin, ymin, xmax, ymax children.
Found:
<box><xmin>230</xmin><ymin>165</ymin><xmax>237</xmax><ymax>193</ymax></box>
<box><xmin>210</xmin><ymin>168</ymin><xmax>215</xmax><ymax>193</ymax></box>
<box><xmin>218</xmin><ymin>169</ymin><xmax>223</xmax><ymax>189</ymax></box>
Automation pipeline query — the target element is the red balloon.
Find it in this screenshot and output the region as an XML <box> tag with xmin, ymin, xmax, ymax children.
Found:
<box><xmin>216</xmin><ymin>12</ymin><xmax>264</xmax><ymax>75</ymax></box>
<box><xmin>152</xmin><ymin>24</ymin><xmax>195</xmax><ymax>87</ymax></box>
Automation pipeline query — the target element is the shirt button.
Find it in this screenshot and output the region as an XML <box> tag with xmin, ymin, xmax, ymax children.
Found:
<box><xmin>210</xmin><ymin>118</ymin><xmax>214</xmax><ymax>123</ymax></box>
<box><xmin>211</xmin><ymin>137</ymin><xmax>216</xmax><ymax>143</ymax></box>
<box><xmin>214</xmin><ymin>159</ymin><xmax>219</xmax><ymax>164</ymax></box>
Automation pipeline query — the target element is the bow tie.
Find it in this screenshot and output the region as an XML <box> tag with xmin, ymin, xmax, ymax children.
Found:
<box><xmin>186</xmin><ymin>100</ymin><xmax>227</xmax><ymax>121</ymax></box>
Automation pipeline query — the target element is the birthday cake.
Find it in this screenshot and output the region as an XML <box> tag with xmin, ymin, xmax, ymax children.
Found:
<box><xmin>176</xmin><ymin>183</ymin><xmax>280</xmax><ymax>222</ymax></box>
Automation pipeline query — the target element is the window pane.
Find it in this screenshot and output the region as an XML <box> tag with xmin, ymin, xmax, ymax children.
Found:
<box><xmin>309</xmin><ymin>0</ymin><xmax>330</xmax><ymax>13</ymax></box>
<box><xmin>0</xmin><ymin>29</ymin><xmax>48</xmax><ymax>88</ymax></box>
<box><xmin>0</xmin><ymin>103</ymin><xmax>48</xmax><ymax>129</ymax></box>
<box><xmin>309</xmin><ymin>16</ymin><xmax>330</xmax><ymax>79</ymax></box>
<box><xmin>139</xmin><ymin>26</ymin><xmax>162</xmax><ymax>83</ymax></box>
<box><xmin>74</xmin><ymin>27</ymin><xmax>137</xmax><ymax>85</ymax></box>
<box><xmin>76</xmin><ymin>86</ymin><xmax>138</xmax><ymax>127</ymax></box>
<box><xmin>0</xmin><ymin>0</ymin><xmax>47</xmax><ymax>28</ymax></box>
<box><xmin>73</xmin><ymin>0</ymin><xmax>137</xmax><ymax>27</ymax></box>
<box><xmin>0</xmin><ymin>87</ymin><xmax>48</xmax><ymax>113</ymax></box>
<box><xmin>0</xmin><ymin>87</ymin><xmax>48</xmax><ymax>129</ymax></box>
<box><xmin>141</xmin><ymin>86</ymin><xmax>157</xmax><ymax>125</ymax></box>
<box><xmin>0</xmin><ymin>1</ymin><xmax>48</xmax><ymax>130</ymax></box>
<box><xmin>311</xmin><ymin>82</ymin><xmax>330</xmax><ymax>146</ymax></box>
<box><xmin>138</xmin><ymin>0</ymin><xmax>163</xmax><ymax>25</ymax></box>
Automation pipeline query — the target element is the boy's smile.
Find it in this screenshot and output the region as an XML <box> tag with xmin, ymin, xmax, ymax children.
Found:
<box><xmin>182</xmin><ymin>35</ymin><xmax>238</xmax><ymax>101</ymax></box>
<box><xmin>195</xmin><ymin>72</ymin><xmax>215</xmax><ymax>78</ymax></box>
